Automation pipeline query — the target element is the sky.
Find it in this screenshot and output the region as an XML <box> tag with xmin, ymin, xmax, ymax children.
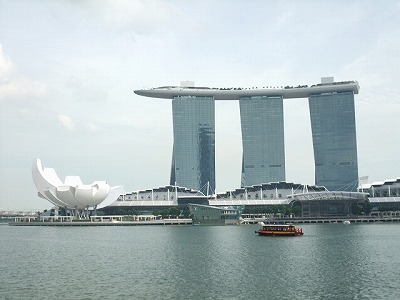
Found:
<box><xmin>1</xmin><ymin>0</ymin><xmax>400</xmax><ymax>211</ymax></box>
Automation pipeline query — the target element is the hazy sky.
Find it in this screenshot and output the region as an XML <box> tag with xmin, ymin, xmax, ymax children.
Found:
<box><xmin>1</xmin><ymin>0</ymin><xmax>400</xmax><ymax>210</ymax></box>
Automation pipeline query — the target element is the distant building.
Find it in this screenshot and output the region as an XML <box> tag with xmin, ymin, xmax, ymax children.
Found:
<box><xmin>212</xmin><ymin>182</ymin><xmax>368</xmax><ymax>218</ymax></box>
<box><xmin>288</xmin><ymin>191</ymin><xmax>368</xmax><ymax>218</ymax></box>
<box><xmin>109</xmin><ymin>181</ymin><xmax>369</xmax><ymax>218</ymax></box>
<box><xmin>360</xmin><ymin>178</ymin><xmax>400</xmax><ymax>211</ymax></box>
<box><xmin>134</xmin><ymin>77</ymin><xmax>360</xmax><ymax>192</ymax></box>
<box><xmin>360</xmin><ymin>178</ymin><xmax>400</xmax><ymax>198</ymax></box>
<box><xmin>188</xmin><ymin>203</ymin><xmax>243</xmax><ymax>225</ymax></box>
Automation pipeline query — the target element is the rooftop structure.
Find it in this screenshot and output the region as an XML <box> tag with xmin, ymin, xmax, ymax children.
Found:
<box><xmin>113</xmin><ymin>185</ymin><xmax>206</xmax><ymax>208</ymax></box>
<box><xmin>210</xmin><ymin>181</ymin><xmax>326</xmax><ymax>206</ymax></box>
<box><xmin>111</xmin><ymin>181</ymin><xmax>327</xmax><ymax>207</ymax></box>
<box><xmin>134</xmin><ymin>80</ymin><xmax>359</xmax><ymax>100</ymax></box>
<box><xmin>360</xmin><ymin>178</ymin><xmax>400</xmax><ymax>204</ymax></box>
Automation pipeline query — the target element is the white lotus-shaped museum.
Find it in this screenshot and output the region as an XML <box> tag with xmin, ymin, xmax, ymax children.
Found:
<box><xmin>32</xmin><ymin>158</ymin><xmax>123</xmax><ymax>210</ymax></box>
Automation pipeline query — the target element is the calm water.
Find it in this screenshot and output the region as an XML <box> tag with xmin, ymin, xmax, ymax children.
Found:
<box><xmin>1</xmin><ymin>223</ymin><xmax>400</xmax><ymax>300</ymax></box>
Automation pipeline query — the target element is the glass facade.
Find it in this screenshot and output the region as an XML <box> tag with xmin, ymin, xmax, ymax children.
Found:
<box><xmin>239</xmin><ymin>96</ymin><xmax>285</xmax><ymax>187</ymax></box>
<box><xmin>309</xmin><ymin>92</ymin><xmax>359</xmax><ymax>191</ymax></box>
<box><xmin>170</xmin><ymin>96</ymin><xmax>215</xmax><ymax>193</ymax></box>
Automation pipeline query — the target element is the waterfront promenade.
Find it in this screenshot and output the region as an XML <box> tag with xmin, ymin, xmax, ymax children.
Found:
<box><xmin>243</xmin><ymin>216</ymin><xmax>400</xmax><ymax>224</ymax></box>
<box><xmin>9</xmin><ymin>216</ymin><xmax>193</xmax><ymax>226</ymax></box>
<box><xmin>8</xmin><ymin>215</ymin><xmax>400</xmax><ymax>226</ymax></box>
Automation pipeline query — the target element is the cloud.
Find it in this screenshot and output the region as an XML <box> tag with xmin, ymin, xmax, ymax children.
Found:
<box><xmin>342</xmin><ymin>29</ymin><xmax>400</xmax><ymax>104</ymax></box>
<box><xmin>67</xmin><ymin>0</ymin><xmax>184</xmax><ymax>35</ymax></box>
<box><xmin>65</xmin><ymin>75</ymin><xmax>108</xmax><ymax>103</ymax></box>
<box><xmin>0</xmin><ymin>44</ymin><xmax>46</xmax><ymax>100</ymax></box>
<box><xmin>58</xmin><ymin>114</ymin><xmax>75</xmax><ymax>131</ymax></box>
<box><xmin>0</xmin><ymin>45</ymin><xmax>14</xmax><ymax>74</ymax></box>
<box><xmin>57</xmin><ymin>115</ymin><xmax>99</xmax><ymax>133</ymax></box>
<box><xmin>86</xmin><ymin>122</ymin><xmax>97</xmax><ymax>133</ymax></box>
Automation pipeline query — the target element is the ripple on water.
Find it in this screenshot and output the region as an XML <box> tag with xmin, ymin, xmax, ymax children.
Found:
<box><xmin>1</xmin><ymin>224</ymin><xmax>400</xmax><ymax>299</ymax></box>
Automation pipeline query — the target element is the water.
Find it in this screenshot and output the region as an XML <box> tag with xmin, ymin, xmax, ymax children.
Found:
<box><xmin>1</xmin><ymin>223</ymin><xmax>400</xmax><ymax>299</ymax></box>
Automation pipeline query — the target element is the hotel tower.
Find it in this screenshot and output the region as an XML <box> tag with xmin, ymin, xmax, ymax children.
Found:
<box><xmin>134</xmin><ymin>77</ymin><xmax>359</xmax><ymax>193</ymax></box>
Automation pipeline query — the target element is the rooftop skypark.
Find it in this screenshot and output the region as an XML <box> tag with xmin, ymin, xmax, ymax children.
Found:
<box><xmin>134</xmin><ymin>79</ymin><xmax>359</xmax><ymax>100</ymax></box>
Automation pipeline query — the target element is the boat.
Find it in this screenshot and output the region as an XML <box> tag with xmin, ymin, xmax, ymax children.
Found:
<box><xmin>343</xmin><ymin>220</ymin><xmax>351</xmax><ymax>225</ymax></box>
<box><xmin>256</xmin><ymin>222</ymin><xmax>303</xmax><ymax>236</ymax></box>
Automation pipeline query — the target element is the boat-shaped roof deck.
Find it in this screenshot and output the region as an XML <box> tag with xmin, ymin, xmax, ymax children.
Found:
<box><xmin>134</xmin><ymin>81</ymin><xmax>359</xmax><ymax>100</ymax></box>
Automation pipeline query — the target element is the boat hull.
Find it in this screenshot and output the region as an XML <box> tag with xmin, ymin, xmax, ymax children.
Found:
<box><xmin>257</xmin><ymin>230</ymin><xmax>303</xmax><ymax>236</ymax></box>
